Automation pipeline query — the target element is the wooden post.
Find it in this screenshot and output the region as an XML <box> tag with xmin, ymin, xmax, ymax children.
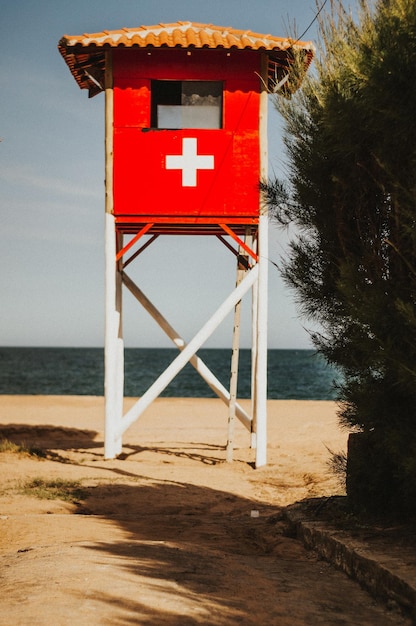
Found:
<box><xmin>250</xmin><ymin>231</ymin><xmax>258</xmax><ymax>450</ymax></box>
<box><xmin>226</xmin><ymin>249</ymin><xmax>245</xmax><ymax>462</ymax></box>
<box><xmin>254</xmin><ymin>53</ymin><xmax>269</xmax><ymax>468</ymax></box>
<box><xmin>104</xmin><ymin>50</ymin><xmax>123</xmax><ymax>459</ymax></box>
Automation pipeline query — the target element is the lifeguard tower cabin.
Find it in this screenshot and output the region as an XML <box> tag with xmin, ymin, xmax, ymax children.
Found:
<box><xmin>59</xmin><ymin>22</ymin><xmax>314</xmax><ymax>467</ymax></box>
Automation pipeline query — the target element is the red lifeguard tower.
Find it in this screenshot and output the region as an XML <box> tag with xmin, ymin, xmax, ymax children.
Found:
<box><xmin>59</xmin><ymin>22</ymin><xmax>313</xmax><ymax>466</ymax></box>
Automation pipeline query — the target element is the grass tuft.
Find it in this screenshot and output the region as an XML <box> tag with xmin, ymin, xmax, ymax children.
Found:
<box><xmin>20</xmin><ymin>478</ymin><xmax>87</xmax><ymax>503</ymax></box>
<box><xmin>0</xmin><ymin>437</ymin><xmax>46</xmax><ymax>458</ymax></box>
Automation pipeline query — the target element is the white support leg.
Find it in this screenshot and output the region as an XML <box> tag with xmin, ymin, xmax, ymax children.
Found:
<box><xmin>103</xmin><ymin>53</ymin><xmax>123</xmax><ymax>460</ymax></box>
<box><xmin>253</xmin><ymin>51</ymin><xmax>269</xmax><ymax>468</ymax></box>
<box><xmin>104</xmin><ymin>216</ymin><xmax>124</xmax><ymax>459</ymax></box>
<box><xmin>250</xmin><ymin>233</ymin><xmax>258</xmax><ymax>450</ymax></box>
<box><xmin>254</xmin><ymin>214</ymin><xmax>268</xmax><ymax>467</ymax></box>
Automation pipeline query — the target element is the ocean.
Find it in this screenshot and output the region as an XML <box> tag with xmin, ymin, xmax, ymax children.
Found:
<box><xmin>0</xmin><ymin>347</ymin><xmax>341</xmax><ymax>400</ymax></box>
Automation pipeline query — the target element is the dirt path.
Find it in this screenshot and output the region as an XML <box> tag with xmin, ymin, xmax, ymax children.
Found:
<box><xmin>0</xmin><ymin>396</ymin><xmax>410</xmax><ymax>624</ymax></box>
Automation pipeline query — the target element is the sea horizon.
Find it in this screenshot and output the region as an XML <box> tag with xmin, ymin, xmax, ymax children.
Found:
<box><xmin>0</xmin><ymin>347</ymin><xmax>342</xmax><ymax>401</ymax></box>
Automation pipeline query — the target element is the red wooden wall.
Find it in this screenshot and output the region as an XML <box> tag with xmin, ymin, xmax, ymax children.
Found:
<box><xmin>112</xmin><ymin>48</ymin><xmax>261</xmax><ymax>222</ymax></box>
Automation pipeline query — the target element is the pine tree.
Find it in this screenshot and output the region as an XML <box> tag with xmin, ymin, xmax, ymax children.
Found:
<box><xmin>265</xmin><ymin>0</ymin><xmax>416</xmax><ymax>513</ymax></box>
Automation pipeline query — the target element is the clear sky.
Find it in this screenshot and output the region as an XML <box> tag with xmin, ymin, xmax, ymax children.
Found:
<box><xmin>1</xmin><ymin>0</ymin><xmax>320</xmax><ymax>349</ymax></box>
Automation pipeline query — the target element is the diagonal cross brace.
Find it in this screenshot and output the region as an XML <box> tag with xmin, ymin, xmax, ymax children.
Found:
<box><xmin>121</xmin><ymin>271</ymin><xmax>252</xmax><ymax>432</ymax></box>
<box><xmin>117</xmin><ymin>265</ymin><xmax>259</xmax><ymax>440</ymax></box>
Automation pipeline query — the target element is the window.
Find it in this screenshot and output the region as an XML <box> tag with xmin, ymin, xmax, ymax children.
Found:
<box><xmin>151</xmin><ymin>80</ymin><xmax>223</xmax><ymax>129</ymax></box>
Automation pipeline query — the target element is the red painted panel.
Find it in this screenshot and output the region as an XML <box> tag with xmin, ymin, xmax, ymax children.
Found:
<box><xmin>225</xmin><ymin>87</ymin><xmax>259</xmax><ymax>131</ymax></box>
<box><xmin>113</xmin><ymin>48</ymin><xmax>260</xmax><ymax>84</ymax></box>
<box><xmin>113</xmin><ymin>78</ymin><xmax>150</xmax><ymax>128</ymax></box>
<box><xmin>113</xmin><ymin>129</ymin><xmax>259</xmax><ymax>217</ymax></box>
<box><xmin>112</xmin><ymin>48</ymin><xmax>262</xmax><ymax>219</ymax></box>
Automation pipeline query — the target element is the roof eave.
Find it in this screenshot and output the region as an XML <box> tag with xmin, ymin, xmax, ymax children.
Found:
<box><xmin>58</xmin><ymin>32</ymin><xmax>315</xmax><ymax>97</ymax></box>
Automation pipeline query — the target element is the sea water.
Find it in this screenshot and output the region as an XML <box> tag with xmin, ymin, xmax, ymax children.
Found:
<box><xmin>0</xmin><ymin>347</ymin><xmax>342</xmax><ymax>400</ymax></box>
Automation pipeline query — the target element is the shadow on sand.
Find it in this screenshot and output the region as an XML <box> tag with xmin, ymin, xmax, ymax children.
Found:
<box><xmin>1</xmin><ymin>422</ymin><xmax>295</xmax><ymax>624</ymax></box>
<box><xmin>1</xmin><ymin>423</ymin><xmax>394</xmax><ymax>625</ymax></box>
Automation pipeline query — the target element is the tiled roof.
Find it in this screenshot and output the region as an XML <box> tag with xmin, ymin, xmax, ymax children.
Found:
<box><xmin>58</xmin><ymin>21</ymin><xmax>314</xmax><ymax>97</ymax></box>
<box><xmin>59</xmin><ymin>21</ymin><xmax>314</xmax><ymax>52</ymax></box>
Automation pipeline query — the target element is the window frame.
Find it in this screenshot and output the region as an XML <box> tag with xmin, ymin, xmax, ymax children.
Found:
<box><xmin>150</xmin><ymin>79</ymin><xmax>223</xmax><ymax>129</ymax></box>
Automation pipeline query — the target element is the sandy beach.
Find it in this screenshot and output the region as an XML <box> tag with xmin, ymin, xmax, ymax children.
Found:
<box><xmin>0</xmin><ymin>396</ymin><xmax>346</xmax><ymax>505</ymax></box>
<box><xmin>0</xmin><ymin>396</ymin><xmax>405</xmax><ymax>625</ymax></box>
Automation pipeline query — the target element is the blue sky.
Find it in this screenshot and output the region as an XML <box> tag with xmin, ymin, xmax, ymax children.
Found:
<box><xmin>1</xmin><ymin>0</ymin><xmax>321</xmax><ymax>349</ymax></box>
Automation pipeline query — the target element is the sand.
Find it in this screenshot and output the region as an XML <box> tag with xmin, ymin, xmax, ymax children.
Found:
<box><xmin>0</xmin><ymin>396</ymin><xmax>407</xmax><ymax>625</ymax></box>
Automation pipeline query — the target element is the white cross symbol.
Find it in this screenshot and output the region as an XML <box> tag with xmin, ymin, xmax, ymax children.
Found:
<box><xmin>166</xmin><ymin>137</ymin><xmax>214</xmax><ymax>187</ymax></box>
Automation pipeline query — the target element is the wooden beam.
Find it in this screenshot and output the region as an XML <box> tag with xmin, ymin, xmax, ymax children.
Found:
<box><xmin>104</xmin><ymin>50</ymin><xmax>123</xmax><ymax>459</ymax></box>
<box><xmin>226</xmin><ymin>247</ymin><xmax>245</xmax><ymax>462</ymax></box>
<box><xmin>115</xmin><ymin>223</ymin><xmax>154</xmax><ymax>262</ymax></box>
<box><xmin>116</xmin><ymin>264</ymin><xmax>259</xmax><ymax>440</ymax></box>
<box><xmin>219</xmin><ymin>223</ymin><xmax>259</xmax><ymax>262</ymax></box>
<box><xmin>254</xmin><ymin>52</ymin><xmax>269</xmax><ymax>468</ymax></box>
<box><xmin>123</xmin><ymin>234</ymin><xmax>159</xmax><ymax>269</ymax></box>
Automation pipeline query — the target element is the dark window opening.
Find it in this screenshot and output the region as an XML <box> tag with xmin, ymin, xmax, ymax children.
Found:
<box><xmin>151</xmin><ymin>80</ymin><xmax>223</xmax><ymax>129</ymax></box>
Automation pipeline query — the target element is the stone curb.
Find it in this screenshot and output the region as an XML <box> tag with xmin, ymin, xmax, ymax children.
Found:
<box><xmin>284</xmin><ymin>504</ymin><xmax>416</xmax><ymax>621</ymax></box>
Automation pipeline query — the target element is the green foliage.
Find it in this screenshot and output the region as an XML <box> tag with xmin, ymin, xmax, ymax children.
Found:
<box><xmin>265</xmin><ymin>0</ymin><xmax>416</xmax><ymax>511</ymax></box>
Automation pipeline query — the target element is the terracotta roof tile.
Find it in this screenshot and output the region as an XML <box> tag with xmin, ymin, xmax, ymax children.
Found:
<box><xmin>58</xmin><ymin>21</ymin><xmax>314</xmax><ymax>97</ymax></box>
<box><xmin>59</xmin><ymin>22</ymin><xmax>313</xmax><ymax>51</ymax></box>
